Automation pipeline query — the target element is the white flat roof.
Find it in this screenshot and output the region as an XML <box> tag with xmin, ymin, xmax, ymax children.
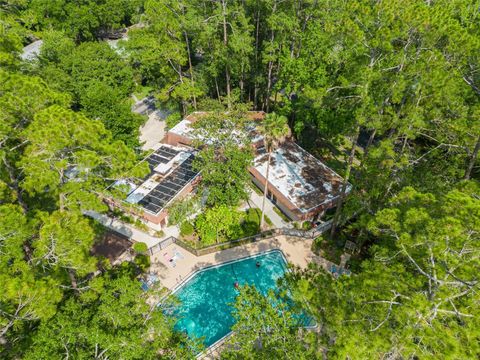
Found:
<box><xmin>20</xmin><ymin>40</ymin><xmax>43</xmax><ymax>60</ymax></box>
<box><xmin>169</xmin><ymin>119</ymin><xmax>194</xmax><ymax>138</ymax></box>
<box><xmin>169</xmin><ymin>116</ymin><xmax>262</xmax><ymax>146</ymax></box>
<box><xmin>253</xmin><ymin>142</ymin><xmax>349</xmax><ymax>212</ymax></box>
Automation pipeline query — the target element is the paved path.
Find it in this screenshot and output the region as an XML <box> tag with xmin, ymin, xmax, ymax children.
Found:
<box><xmin>85</xmin><ymin>211</ymin><xmax>179</xmax><ymax>249</ymax></box>
<box><xmin>139</xmin><ymin>110</ymin><xmax>168</xmax><ymax>151</ymax></box>
<box><xmin>150</xmin><ymin>235</ymin><xmax>333</xmax><ymax>290</ymax></box>
<box><xmin>248</xmin><ymin>188</ymin><xmax>290</xmax><ymax>228</ymax></box>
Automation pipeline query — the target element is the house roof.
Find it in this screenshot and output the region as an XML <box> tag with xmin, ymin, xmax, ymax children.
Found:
<box><xmin>167</xmin><ymin>111</ymin><xmax>348</xmax><ymax>214</ymax></box>
<box><xmin>168</xmin><ymin>111</ymin><xmax>265</xmax><ymax>146</ymax></box>
<box><xmin>253</xmin><ymin>141</ymin><xmax>349</xmax><ymax>213</ymax></box>
<box><xmin>123</xmin><ymin>144</ymin><xmax>199</xmax><ymax>215</ymax></box>
<box><xmin>20</xmin><ymin>40</ymin><xmax>43</xmax><ymax>61</ymax></box>
<box><xmin>168</xmin><ymin>119</ymin><xmax>195</xmax><ymax>139</ymax></box>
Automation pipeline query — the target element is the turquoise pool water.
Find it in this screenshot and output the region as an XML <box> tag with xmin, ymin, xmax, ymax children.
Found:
<box><xmin>172</xmin><ymin>250</ymin><xmax>289</xmax><ymax>347</ymax></box>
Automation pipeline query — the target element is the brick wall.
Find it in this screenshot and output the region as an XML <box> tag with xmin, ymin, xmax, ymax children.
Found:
<box><xmin>249</xmin><ymin>166</ymin><xmax>331</xmax><ymax>222</ymax></box>
<box><xmin>165</xmin><ymin>131</ymin><xmax>192</xmax><ymax>147</ymax></box>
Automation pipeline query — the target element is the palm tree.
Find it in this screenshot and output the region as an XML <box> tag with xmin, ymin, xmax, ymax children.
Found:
<box><xmin>258</xmin><ymin>112</ymin><xmax>291</xmax><ymax>229</ymax></box>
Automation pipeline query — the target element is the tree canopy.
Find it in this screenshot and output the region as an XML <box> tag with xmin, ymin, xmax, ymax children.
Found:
<box><xmin>1</xmin><ymin>0</ymin><xmax>479</xmax><ymax>358</ymax></box>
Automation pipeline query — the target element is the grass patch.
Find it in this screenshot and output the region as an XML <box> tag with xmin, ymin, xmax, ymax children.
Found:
<box><xmin>184</xmin><ymin>208</ymin><xmax>273</xmax><ymax>248</ymax></box>
<box><xmin>272</xmin><ymin>206</ymin><xmax>290</xmax><ymax>222</ymax></box>
<box><xmin>250</xmin><ymin>182</ymin><xmax>263</xmax><ymax>196</ymax></box>
<box><xmin>180</xmin><ymin>221</ymin><xmax>195</xmax><ymax>236</ymax></box>
<box><xmin>240</xmin><ymin>208</ymin><xmax>272</xmax><ymax>235</ymax></box>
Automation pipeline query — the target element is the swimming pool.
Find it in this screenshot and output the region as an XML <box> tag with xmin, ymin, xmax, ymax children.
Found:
<box><xmin>171</xmin><ymin>250</ymin><xmax>291</xmax><ymax>347</ymax></box>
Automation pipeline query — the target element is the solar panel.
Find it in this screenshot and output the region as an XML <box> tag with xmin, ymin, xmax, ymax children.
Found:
<box><xmin>150</xmin><ymin>153</ymin><xmax>170</xmax><ymax>164</ymax></box>
<box><xmin>135</xmin><ymin>149</ymin><xmax>199</xmax><ymax>214</ymax></box>
<box><xmin>147</xmin><ymin>157</ymin><xmax>161</xmax><ymax>168</ymax></box>
<box><xmin>162</xmin><ymin>179</ymin><xmax>185</xmax><ymax>190</ymax></box>
<box><xmin>138</xmin><ymin>199</ymin><xmax>162</xmax><ymax>213</ymax></box>
<box><xmin>159</xmin><ymin>147</ymin><xmax>179</xmax><ymax>156</ymax></box>
<box><xmin>155</xmin><ymin>148</ymin><xmax>178</xmax><ymax>159</ymax></box>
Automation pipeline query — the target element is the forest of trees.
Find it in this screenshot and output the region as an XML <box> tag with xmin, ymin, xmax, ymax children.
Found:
<box><xmin>1</xmin><ymin>0</ymin><xmax>479</xmax><ymax>358</ymax></box>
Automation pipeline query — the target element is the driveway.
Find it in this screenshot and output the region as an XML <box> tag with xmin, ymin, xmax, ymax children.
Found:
<box><xmin>139</xmin><ymin>110</ymin><xmax>168</xmax><ymax>150</ymax></box>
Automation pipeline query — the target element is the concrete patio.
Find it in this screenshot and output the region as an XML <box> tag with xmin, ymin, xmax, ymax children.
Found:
<box><xmin>150</xmin><ymin>235</ymin><xmax>333</xmax><ymax>290</ymax></box>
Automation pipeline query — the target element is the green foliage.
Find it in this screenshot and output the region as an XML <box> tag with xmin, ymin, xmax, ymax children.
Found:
<box><xmin>258</xmin><ymin>112</ymin><xmax>291</xmax><ymax>152</ymax></box>
<box><xmin>165</xmin><ymin>111</ymin><xmax>182</xmax><ymax>130</ymax></box>
<box><xmin>25</xmin><ymin>0</ymin><xmax>143</xmax><ymax>42</ymax></box>
<box><xmin>240</xmin><ymin>208</ymin><xmax>272</xmax><ymax>237</ymax></box>
<box><xmin>192</xmin><ymin>108</ymin><xmax>254</xmax><ymax>207</ymax></box>
<box><xmin>35</xmin><ymin>211</ymin><xmax>97</xmax><ymax>276</ymax></box>
<box><xmin>241</xmin><ymin>208</ymin><xmax>262</xmax><ymax>236</ymax></box>
<box><xmin>293</xmin><ymin>183</ymin><xmax>480</xmax><ymax>359</ymax></box>
<box><xmin>0</xmin><ymin>67</ymin><xmax>148</xmax><ymax>356</ymax></box>
<box><xmin>132</xmin><ymin>241</ymin><xmax>148</xmax><ymax>254</ymax></box>
<box><xmin>273</xmin><ymin>205</ymin><xmax>290</xmax><ymax>222</ymax></box>
<box><xmin>79</xmin><ymin>81</ymin><xmax>143</xmax><ymax>147</ymax></box>
<box><xmin>180</xmin><ymin>221</ymin><xmax>195</xmax><ymax>237</ymax></box>
<box><xmin>154</xmin><ymin>230</ymin><xmax>165</xmax><ymax>238</ymax></box>
<box><xmin>25</xmin><ymin>265</ymin><xmax>194</xmax><ymax>359</ymax></box>
<box><xmin>0</xmin><ymin>69</ymin><xmax>70</xmax><ymax>144</ymax></box>
<box><xmin>2</xmin><ymin>0</ymin><xmax>480</xmax><ymax>358</ymax></box>
<box><xmin>195</xmin><ymin>205</ymin><xmax>241</xmax><ymax>245</ymax></box>
<box><xmin>20</xmin><ymin>105</ymin><xmax>144</xmax><ymax>211</ymax></box>
<box><xmin>302</xmin><ymin>221</ymin><xmax>312</xmax><ymax>230</ymax></box>
<box><xmin>0</xmin><ymin>205</ymin><xmax>63</xmax><ymax>348</ymax></box>
<box><xmin>167</xmin><ymin>195</ymin><xmax>199</xmax><ymax>225</ymax></box>
<box><xmin>0</xmin><ymin>12</ymin><xmax>26</xmax><ymax>69</ymax></box>
<box><xmin>33</xmin><ymin>37</ymin><xmax>142</xmax><ymax>147</ymax></box>
<box><xmin>134</xmin><ymin>254</ymin><xmax>151</xmax><ymax>271</ymax></box>
<box><xmin>223</xmin><ymin>285</ymin><xmax>320</xmax><ymax>359</ymax></box>
<box><xmin>67</xmin><ymin>42</ymin><xmax>134</xmax><ymax>98</ymax></box>
<box><xmin>195</xmin><ymin>144</ymin><xmax>253</xmax><ymax>207</ymax></box>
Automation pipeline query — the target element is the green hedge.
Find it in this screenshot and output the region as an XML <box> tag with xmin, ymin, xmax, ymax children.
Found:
<box><xmin>180</xmin><ymin>221</ymin><xmax>195</xmax><ymax>236</ymax></box>
<box><xmin>132</xmin><ymin>242</ymin><xmax>148</xmax><ymax>254</ymax></box>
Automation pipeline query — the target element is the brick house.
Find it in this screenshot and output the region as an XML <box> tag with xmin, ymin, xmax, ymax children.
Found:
<box><xmin>165</xmin><ymin>112</ymin><xmax>349</xmax><ymax>222</ymax></box>
<box><xmin>110</xmin><ymin>143</ymin><xmax>200</xmax><ymax>230</ymax></box>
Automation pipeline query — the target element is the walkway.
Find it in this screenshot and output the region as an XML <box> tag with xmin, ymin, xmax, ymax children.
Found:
<box><xmin>85</xmin><ymin>211</ymin><xmax>179</xmax><ymax>249</ymax></box>
<box><xmin>247</xmin><ymin>188</ymin><xmax>290</xmax><ymax>228</ymax></box>
<box><xmin>150</xmin><ymin>235</ymin><xmax>333</xmax><ymax>290</ymax></box>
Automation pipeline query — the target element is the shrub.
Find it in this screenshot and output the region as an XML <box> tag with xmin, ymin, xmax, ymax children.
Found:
<box><xmin>133</xmin><ymin>242</ymin><xmax>148</xmax><ymax>254</ymax></box>
<box><xmin>312</xmin><ymin>236</ymin><xmax>324</xmax><ymax>253</ymax></box>
<box><xmin>195</xmin><ymin>205</ymin><xmax>241</xmax><ymax>245</ymax></box>
<box><xmin>245</xmin><ymin>208</ymin><xmax>261</xmax><ymax>223</ymax></box>
<box><xmin>154</xmin><ymin>230</ymin><xmax>165</xmax><ymax>238</ymax></box>
<box><xmin>167</xmin><ymin>196</ymin><xmax>199</xmax><ymax>225</ymax></box>
<box><xmin>134</xmin><ymin>254</ymin><xmax>150</xmax><ymax>271</ymax></box>
<box><xmin>302</xmin><ymin>221</ymin><xmax>312</xmax><ymax>230</ymax></box>
<box><xmin>273</xmin><ymin>206</ymin><xmax>290</xmax><ymax>222</ymax></box>
<box><xmin>133</xmin><ymin>219</ymin><xmax>148</xmax><ymax>231</ymax></box>
<box><xmin>264</xmin><ymin>213</ymin><xmax>273</xmax><ymax>226</ymax></box>
<box><xmin>180</xmin><ymin>221</ymin><xmax>195</xmax><ymax>236</ymax></box>
<box><xmin>241</xmin><ymin>208</ymin><xmax>261</xmax><ymax>237</ymax></box>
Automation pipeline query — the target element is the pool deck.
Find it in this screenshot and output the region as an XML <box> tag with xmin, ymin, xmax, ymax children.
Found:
<box><xmin>150</xmin><ymin>235</ymin><xmax>333</xmax><ymax>290</ymax></box>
